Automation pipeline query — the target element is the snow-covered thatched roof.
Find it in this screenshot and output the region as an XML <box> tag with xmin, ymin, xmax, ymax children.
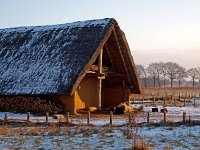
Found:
<box><xmin>0</xmin><ymin>18</ymin><xmax>141</xmax><ymax>95</ymax></box>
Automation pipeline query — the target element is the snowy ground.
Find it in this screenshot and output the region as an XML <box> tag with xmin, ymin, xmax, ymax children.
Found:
<box><xmin>0</xmin><ymin>124</ymin><xmax>199</xmax><ymax>149</ymax></box>
<box><xmin>0</xmin><ymin>100</ymin><xmax>199</xmax><ymax>149</ymax></box>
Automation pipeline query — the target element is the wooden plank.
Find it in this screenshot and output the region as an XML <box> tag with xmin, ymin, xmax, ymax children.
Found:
<box><xmin>97</xmin><ymin>48</ymin><xmax>103</xmax><ymax>110</ymax></box>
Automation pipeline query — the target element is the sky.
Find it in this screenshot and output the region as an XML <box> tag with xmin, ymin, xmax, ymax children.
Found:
<box><xmin>0</xmin><ymin>0</ymin><xmax>200</xmax><ymax>69</ymax></box>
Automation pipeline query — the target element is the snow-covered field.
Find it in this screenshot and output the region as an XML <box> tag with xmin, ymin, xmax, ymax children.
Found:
<box><xmin>0</xmin><ymin>103</ymin><xmax>199</xmax><ymax>149</ymax></box>
<box><xmin>0</xmin><ymin>124</ymin><xmax>199</xmax><ymax>149</ymax></box>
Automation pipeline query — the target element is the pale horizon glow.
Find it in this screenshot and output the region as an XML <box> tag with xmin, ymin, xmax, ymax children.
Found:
<box><xmin>0</xmin><ymin>0</ymin><xmax>200</xmax><ymax>68</ymax></box>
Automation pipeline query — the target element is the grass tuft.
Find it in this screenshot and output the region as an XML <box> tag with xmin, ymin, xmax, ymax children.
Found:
<box><xmin>0</xmin><ymin>125</ymin><xmax>13</xmax><ymax>135</ymax></box>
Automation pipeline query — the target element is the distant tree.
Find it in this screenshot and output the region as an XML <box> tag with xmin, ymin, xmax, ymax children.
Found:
<box><xmin>147</xmin><ymin>63</ymin><xmax>158</xmax><ymax>87</ymax></box>
<box><xmin>136</xmin><ymin>64</ymin><xmax>147</xmax><ymax>88</ymax></box>
<box><xmin>165</xmin><ymin>62</ymin><xmax>181</xmax><ymax>88</ymax></box>
<box><xmin>154</xmin><ymin>62</ymin><xmax>163</xmax><ymax>87</ymax></box>
<box><xmin>196</xmin><ymin>67</ymin><xmax>200</xmax><ymax>87</ymax></box>
<box><xmin>176</xmin><ymin>66</ymin><xmax>188</xmax><ymax>87</ymax></box>
<box><xmin>159</xmin><ymin>62</ymin><xmax>168</xmax><ymax>87</ymax></box>
<box><xmin>187</xmin><ymin>68</ymin><xmax>199</xmax><ymax>88</ymax></box>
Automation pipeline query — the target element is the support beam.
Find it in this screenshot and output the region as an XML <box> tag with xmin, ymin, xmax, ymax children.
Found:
<box><xmin>105</xmin><ymin>43</ymin><xmax>116</xmax><ymax>72</ymax></box>
<box><xmin>112</xmin><ymin>29</ymin><xmax>131</xmax><ymax>84</ymax></box>
<box><xmin>97</xmin><ymin>48</ymin><xmax>103</xmax><ymax>110</ymax></box>
<box><xmin>122</xmin><ymin>80</ymin><xmax>126</xmax><ymax>102</ymax></box>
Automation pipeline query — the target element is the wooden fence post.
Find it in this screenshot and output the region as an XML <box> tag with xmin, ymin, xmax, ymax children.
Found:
<box><xmin>128</xmin><ymin>112</ymin><xmax>131</xmax><ymax>124</ymax></box>
<box><xmin>46</xmin><ymin>112</ymin><xmax>49</xmax><ymax>124</ymax></box>
<box><xmin>110</xmin><ymin>111</ymin><xmax>113</xmax><ymax>126</ymax></box>
<box><xmin>27</xmin><ymin>112</ymin><xmax>30</xmax><ymax>122</ymax></box>
<box><xmin>194</xmin><ymin>97</ymin><xmax>196</xmax><ymax>107</ymax></box>
<box><xmin>164</xmin><ymin>112</ymin><xmax>166</xmax><ymax>123</ymax></box>
<box><xmin>87</xmin><ymin>111</ymin><xmax>90</xmax><ymax>125</ymax></box>
<box><xmin>188</xmin><ymin>94</ymin><xmax>191</xmax><ymax>101</ymax></box>
<box><xmin>184</xmin><ymin>98</ymin><xmax>186</xmax><ymax>107</ymax></box>
<box><xmin>189</xmin><ymin>115</ymin><xmax>191</xmax><ymax>125</ymax></box>
<box><xmin>153</xmin><ymin>96</ymin><xmax>155</xmax><ymax>104</ymax></box>
<box><xmin>4</xmin><ymin>113</ymin><xmax>7</xmax><ymax>123</ymax></box>
<box><xmin>183</xmin><ymin>112</ymin><xmax>186</xmax><ymax>123</ymax></box>
<box><xmin>133</xmin><ymin>96</ymin><xmax>135</xmax><ymax>104</ymax></box>
<box><xmin>147</xmin><ymin>112</ymin><xmax>150</xmax><ymax>123</ymax></box>
<box><xmin>66</xmin><ymin>112</ymin><xmax>70</xmax><ymax>123</ymax></box>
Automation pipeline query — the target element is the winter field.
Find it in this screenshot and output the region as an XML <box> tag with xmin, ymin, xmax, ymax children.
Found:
<box><xmin>0</xmin><ymin>99</ymin><xmax>199</xmax><ymax>149</ymax></box>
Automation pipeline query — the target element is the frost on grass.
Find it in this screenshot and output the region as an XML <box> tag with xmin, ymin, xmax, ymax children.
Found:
<box><xmin>0</xmin><ymin>125</ymin><xmax>199</xmax><ymax>150</ymax></box>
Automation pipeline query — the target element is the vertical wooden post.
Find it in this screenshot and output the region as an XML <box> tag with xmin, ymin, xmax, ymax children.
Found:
<box><xmin>46</xmin><ymin>112</ymin><xmax>49</xmax><ymax>124</ymax></box>
<box><xmin>189</xmin><ymin>115</ymin><xmax>191</xmax><ymax>125</ymax></box>
<box><xmin>128</xmin><ymin>112</ymin><xmax>131</xmax><ymax>124</ymax></box>
<box><xmin>87</xmin><ymin>111</ymin><xmax>90</xmax><ymax>125</ymax></box>
<box><xmin>164</xmin><ymin>112</ymin><xmax>166</xmax><ymax>123</ymax></box>
<box><xmin>122</xmin><ymin>80</ymin><xmax>126</xmax><ymax>102</ymax></box>
<box><xmin>66</xmin><ymin>112</ymin><xmax>70</xmax><ymax>123</ymax></box>
<box><xmin>193</xmin><ymin>98</ymin><xmax>196</xmax><ymax>107</ymax></box>
<box><xmin>128</xmin><ymin>95</ymin><xmax>130</xmax><ymax>106</ymax></box>
<box><xmin>147</xmin><ymin>112</ymin><xmax>150</xmax><ymax>123</ymax></box>
<box><xmin>142</xmin><ymin>95</ymin><xmax>144</xmax><ymax>104</ymax></box>
<box><xmin>27</xmin><ymin>112</ymin><xmax>30</xmax><ymax>122</ymax></box>
<box><xmin>4</xmin><ymin>113</ymin><xmax>7</xmax><ymax>123</ymax></box>
<box><xmin>110</xmin><ymin>111</ymin><xmax>113</xmax><ymax>126</ymax></box>
<box><xmin>184</xmin><ymin>98</ymin><xmax>186</xmax><ymax>107</ymax></box>
<box><xmin>183</xmin><ymin>112</ymin><xmax>186</xmax><ymax>123</ymax></box>
<box><xmin>133</xmin><ymin>96</ymin><xmax>135</xmax><ymax>104</ymax></box>
<box><xmin>97</xmin><ymin>48</ymin><xmax>103</xmax><ymax>111</ymax></box>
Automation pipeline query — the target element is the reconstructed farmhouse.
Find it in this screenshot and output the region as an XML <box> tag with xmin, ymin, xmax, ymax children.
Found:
<box><xmin>0</xmin><ymin>18</ymin><xmax>141</xmax><ymax>114</ymax></box>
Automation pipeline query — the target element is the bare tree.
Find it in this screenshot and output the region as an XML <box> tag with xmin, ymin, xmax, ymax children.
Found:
<box><xmin>165</xmin><ymin>62</ymin><xmax>180</xmax><ymax>88</ymax></box>
<box><xmin>196</xmin><ymin>67</ymin><xmax>200</xmax><ymax>87</ymax></box>
<box><xmin>147</xmin><ymin>63</ymin><xmax>158</xmax><ymax>87</ymax></box>
<box><xmin>176</xmin><ymin>66</ymin><xmax>188</xmax><ymax>87</ymax></box>
<box><xmin>136</xmin><ymin>65</ymin><xmax>147</xmax><ymax>88</ymax></box>
<box><xmin>155</xmin><ymin>62</ymin><xmax>162</xmax><ymax>87</ymax></box>
<box><xmin>159</xmin><ymin>62</ymin><xmax>168</xmax><ymax>87</ymax></box>
<box><xmin>187</xmin><ymin>68</ymin><xmax>199</xmax><ymax>88</ymax></box>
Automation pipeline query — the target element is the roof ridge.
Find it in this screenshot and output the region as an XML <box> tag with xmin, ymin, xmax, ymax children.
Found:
<box><xmin>0</xmin><ymin>18</ymin><xmax>115</xmax><ymax>33</ymax></box>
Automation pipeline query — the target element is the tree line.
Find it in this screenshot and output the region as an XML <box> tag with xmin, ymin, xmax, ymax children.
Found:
<box><xmin>136</xmin><ymin>62</ymin><xmax>200</xmax><ymax>88</ymax></box>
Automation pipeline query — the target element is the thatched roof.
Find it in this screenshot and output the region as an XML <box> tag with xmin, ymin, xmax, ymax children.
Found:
<box><xmin>0</xmin><ymin>18</ymin><xmax>141</xmax><ymax>95</ymax></box>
